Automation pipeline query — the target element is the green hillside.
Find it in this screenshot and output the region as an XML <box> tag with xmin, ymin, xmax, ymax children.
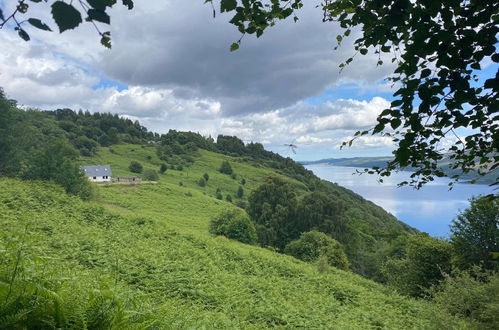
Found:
<box><xmin>0</xmin><ymin>178</ymin><xmax>466</xmax><ymax>328</ymax></box>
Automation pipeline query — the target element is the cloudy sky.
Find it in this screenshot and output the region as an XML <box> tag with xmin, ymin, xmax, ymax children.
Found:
<box><xmin>0</xmin><ymin>0</ymin><xmax>402</xmax><ymax>160</ymax></box>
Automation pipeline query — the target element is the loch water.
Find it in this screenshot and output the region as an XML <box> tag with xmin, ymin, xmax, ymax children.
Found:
<box><xmin>305</xmin><ymin>165</ymin><xmax>496</xmax><ymax>237</ymax></box>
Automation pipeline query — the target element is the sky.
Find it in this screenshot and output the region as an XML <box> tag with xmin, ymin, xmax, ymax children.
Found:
<box><xmin>0</xmin><ymin>0</ymin><xmax>481</xmax><ymax>161</ymax></box>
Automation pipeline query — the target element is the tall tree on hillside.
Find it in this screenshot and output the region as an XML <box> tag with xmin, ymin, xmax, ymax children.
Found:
<box><xmin>247</xmin><ymin>176</ymin><xmax>298</xmax><ymax>249</ymax></box>
<box><xmin>451</xmin><ymin>196</ymin><xmax>499</xmax><ymax>270</ymax></box>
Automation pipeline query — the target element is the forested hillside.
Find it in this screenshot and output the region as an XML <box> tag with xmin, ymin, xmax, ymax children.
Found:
<box><xmin>1</xmin><ymin>90</ymin><xmax>498</xmax><ymax>328</ymax></box>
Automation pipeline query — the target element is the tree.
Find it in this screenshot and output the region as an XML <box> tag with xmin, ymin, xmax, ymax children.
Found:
<box><xmin>451</xmin><ymin>196</ymin><xmax>498</xmax><ymax>270</ymax></box>
<box><xmin>284</xmin><ymin>231</ymin><xmax>350</xmax><ymax>270</ymax></box>
<box><xmin>203</xmin><ymin>173</ymin><xmax>209</xmax><ymax>182</ymax></box>
<box><xmin>128</xmin><ymin>161</ymin><xmax>143</xmax><ymax>174</ymax></box>
<box><xmin>236</xmin><ymin>185</ymin><xmax>244</xmax><ymax>198</ymax></box>
<box><xmin>159</xmin><ymin>163</ymin><xmax>168</xmax><ymax>174</ymax></box>
<box><xmin>247</xmin><ymin>176</ymin><xmax>297</xmax><ymax>249</ymax></box>
<box><xmin>296</xmin><ymin>192</ymin><xmax>349</xmax><ymax>244</ymax></box>
<box><xmin>219</xmin><ymin>160</ymin><xmax>233</xmax><ymax>175</ymax></box>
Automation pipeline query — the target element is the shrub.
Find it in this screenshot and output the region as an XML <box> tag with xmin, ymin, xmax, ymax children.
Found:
<box><xmin>176</xmin><ymin>165</ymin><xmax>183</xmax><ymax>171</ymax></box>
<box><xmin>219</xmin><ymin>161</ymin><xmax>233</xmax><ymax>175</ymax></box>
<box><xmin>203</xmin><ymin>173</ymin><xmax>209</xmax><ymax>182</ymax></box>
<box><xmin>284</xmin><ymin>231</ymin><xmax>350</xmax><ymax>270</ymax></box>
<box><xmin>142</xmin><ymin>169</ymin><xmax>159</xmax><ymax>181</ymax></box>
<box><xmin>226</xmin><ymin>194</ymin><xmax>233</xmax><ymax>202</ymax></box>
<box><xmin>216</xmin><ymin>189</ymin><xmax>223</xmax><ymax>200</ymax></box>
<box><xmin>430</xmin><ymin>267</ymin><xmax>499</xmax><ymax>328</ymax></box>
<box><xmin>236</xmin><ymin>186</ymin><xmax>244</xmax><ymax>198</ymax></box>
<box><xmin>231</xmin><ymin>173</ymin><xmax>237</xmax><ymax>180</ymax></box>
<box><xmin>240</xmin><ymin>178</ymin><xmax>246</xmax><ymax>185</ymax></box>
<box><xmin>179</xmin><ymin>181</ymin><xmax>183</xmax><ymax>186</ymax></box>
<box><xmin>129</xmin><ymin>161</ymin><xmax>143</xmax><ymax>173</ymax></box>
<box><xmin>159</xmin><ymin>163</ymin><xmax>168</xmax><ymax>174</ymax></box>
<box><xmin>198</xmin><ymin>177</ymin><xmax>206</xmax><ymax>187</ymax></box>
<box><xmin>209</xmin><ymin>209</ymin><xmax>257</xmax><ymax>245</ymax></box>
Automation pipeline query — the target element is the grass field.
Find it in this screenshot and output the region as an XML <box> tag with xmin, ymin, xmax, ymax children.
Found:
<box><xmin>0</xmin><ymin>178</ymin><xmax>469</xmax><ymax>328</ymax></box>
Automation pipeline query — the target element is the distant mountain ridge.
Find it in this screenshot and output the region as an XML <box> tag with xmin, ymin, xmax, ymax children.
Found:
<box><xmin>300</xmin><ymin>156</ymin><xmax>497</xmax><ymax>185</ymax></box>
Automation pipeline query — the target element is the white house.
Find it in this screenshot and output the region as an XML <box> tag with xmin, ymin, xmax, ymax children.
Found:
<box><xmin>81</xmin><ymin>165</ymin><xmax>112</xmax><ymax>182</ymax></box>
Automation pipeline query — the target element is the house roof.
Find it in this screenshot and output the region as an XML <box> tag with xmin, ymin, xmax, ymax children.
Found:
<box><xmin>81</xmin><ymin>165</ymin><xmax>112</xmax><ymax>177</ymax></box>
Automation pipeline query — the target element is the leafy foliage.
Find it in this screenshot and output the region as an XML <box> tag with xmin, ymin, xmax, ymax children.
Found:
<box><xmin>219</xmin><ymin>160</ymin><xmax>233</xmax><ymax>175</ymax></box>
<box><xmin>209</xmin><ymin>209</ymin><xmax>257</xmax><ymax>245</ymax></box>
<box><xmin>451</xmin><ymin>195</ymin><xmax>499</xmax><ymax>270</ymax></box>
<box><xmin>128</xmin><ymin>161</ymin><xmax>143</xmax><ymax>174</ymax></box>
<box><xmin>285</xmin><ymin>231</ymin><xmax>350</xmax><ymax>270</ymax></box>
<box><xmin>382</xmin><ymin>234</ymin><xmax>453</xmax><ymax>297</ymax></box>
<box><xmin>430</xmin><ymin>267</ymin><xmax>499</xmax><ymax>328</ymax></box>
<box><xmin>142</xmin><ymin>169</ymin><xmax>159</xmax><ymax>181</ymax></box>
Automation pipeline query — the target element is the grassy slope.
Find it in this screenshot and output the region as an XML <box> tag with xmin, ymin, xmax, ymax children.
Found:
<box><xmin>0</xmin><ymin>178</ymin><xmax>468</xmax><ymax>328</ymax></box>
<box><xmin>81</xmin><ymin>144</ymin><xmax>415</xmax><ymax>238</ymax></box>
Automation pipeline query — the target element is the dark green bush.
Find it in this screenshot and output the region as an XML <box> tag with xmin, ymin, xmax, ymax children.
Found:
<box><xmin>209</xmin><ymin>209</ymin><xmax>257</xmax><ymax>245</ymax></box>
<box><xmin>198</xmin><ymin>177</ymin><xmax>206</xmax><ymax>187</ymax></box>
<box><xmin>203</xmin><ymin>173</ymin><xmax>209</xmax><ymax>182</ymax></box>
<box><xmin>219</xmin><ymin>161</ymin><xmax>233</xmax><ymax>175</ymax></box>
<box><xmin>226</xmin><ymin>194</ymin><xmax>233</xmax><ymax>202</ymax></box>
<box><xmin>236</xmin><ymin>186</ymin><xmax>244</xmax><ymax>198</ymax></box>
<box><xmin>142</xmin><ymin>169</ymin><xmax>159</xmax><ymax>181</ymax></box>
<box><xmin>285</xmin><ymin>231</ymin><xmax>350</xmax><ymax>270</ymax></box>
<box><xmin>129</xmin><ymin>161</ymin><xmax>143</xmax><ymax>173</ymax></box>
<box><xmin>159</xmin><ymin>163</ymin><xmax>168</xmax><ymax>174</ymax></box>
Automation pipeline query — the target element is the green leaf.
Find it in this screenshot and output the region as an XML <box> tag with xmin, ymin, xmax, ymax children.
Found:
<box><xmin>230</xmin><ymin>42</ymin><xmax>239</xmax><ymax>52</ymax></box>
<box><xmin>122</xmin><ymin>0</ymin><xmax>134</xmax><ymax>10</ymax></box>
<box><xmin>336</xmin><ymin>35</ymin><xmax>342</xmax><ymax>42</ymax></box>
<box><xmin>221</xmin><ymin>0</ymin><xmax>237</xmax><ymax>12</ymax></box>
<box><xmin>88</xmin><ymin>9</ymin><xmax>110</xmax><ymax>24</ymax></box>
<box><xmin>18</xmin><ymin>28</ymin><xmax>30</xmax><ymax>41</ymax></box>
<box><xmin>359</xmin><ymin>48</ymin><xmax>368</xmax><ymax>55</ymax></box>
<box><xmin>51</xmin><ymin>1</ymin><xmax>82</xmax><ymax>33</ymax></box>
<box><xmin>28</xmin><ymin>18</ymin><xmax>52</xmax><ymax>31</ymax></box>
<box><xmin>0</xmin><ymin>9</ymin><xmax>4</xmax><ymax>21</ymax></box>
<box><xmin>100</xmin><ymin>31</ymin><xmax>111</xmax><ymax>48</ymax></box>
<box><xmin>87</xmin><ymin>0</ymin><xmax>108</xmax><ymax>10</ymax></box>
<box><xmin>420</xmin><ymin>68</ymin><xmax>431</xmax><ymax>78</ymax></box>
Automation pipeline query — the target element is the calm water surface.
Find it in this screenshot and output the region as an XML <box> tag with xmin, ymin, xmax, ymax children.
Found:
<box><xmin>305</xmin><ymin>165</ymin><xmax>496</xmax><ymax>237</ymax></box>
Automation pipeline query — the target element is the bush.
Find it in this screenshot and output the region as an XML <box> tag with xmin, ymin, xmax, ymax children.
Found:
<box><xmin>240</xmin><ymin>178</ymin><xmax>246</xmax><ymax>185</ymax></box>
<box><xmin>219</xmin><ymin>161</ymin><xmax>233</xmax><ymax>175</ymax></box>
<box><xmin>226</xmin><ymin>194</ymin><xmax>233</xmax><ymax>202</ymax></box>
<box><xmin>159</xmin><ymin>163</ymin><xmax>168</xmax><ymax>174</ymax></box>
<box><xmin>430</xmin><ymin>268</ymin><xmax>499</xmax><ymax>328</ymax></box>
<box><xmin>203</xmin><ymin>173</ymin><xmax>209</xmax><ymax>182</ymax></box>
<box><xmin>236</xmin><ymin>186</ymin><xmax>244</xmax><ymax>198</ymax></box>
<box><xmin>216</xmin><ymin>189</ymin><xmax>223</xmax><ymax>200</ymax></box>
<box><xmin>284</xmin><ymin>231</ymin><xmax>350</xmax><ymax>270</ymax></box>
<box><xmin>231</xmin><ymin>173</ymin><xmax>237</xmax><ymax>180</ymax></box>
<box><xmin>176</xmin><ymin>165</ymin><xmax>183</xmax><ymax>171</ymax></box>
<box><xmin>209</xmin><ymin>209</ymin><xmax>257</xmax><ymax>245</ymax></box>
<box><xmin>142</xmin><ymin>169</ymin><xmax>159</xmax><ymax>181</ymax></box>
<box><xmin>129</xmin><ymin>161</ymin><xmax>143</xmax><ymax>173</ymax></box>
<box><xmin>198</xmin><ymin>177</ymin><xmax>206</xmax><ymax>187</ymax></box>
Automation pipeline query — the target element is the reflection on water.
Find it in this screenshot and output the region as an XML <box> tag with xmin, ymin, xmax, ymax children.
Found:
<box><xmin>305</xmin><ymin>165</ymin><xmax>495</xmax><ymax>237</ymax></box>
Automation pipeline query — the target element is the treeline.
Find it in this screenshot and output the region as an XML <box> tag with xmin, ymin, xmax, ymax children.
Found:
<box><xmin>0</xmin><ymin>89</ymin><xmax>164</xmax><ymax>198</ymax></box>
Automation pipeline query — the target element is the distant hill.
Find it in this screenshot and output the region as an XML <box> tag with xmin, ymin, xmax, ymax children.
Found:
<box><xmin>301</xmin><ymin>156</ymin><xmax>498</xmax><ymax>185</ymax></box>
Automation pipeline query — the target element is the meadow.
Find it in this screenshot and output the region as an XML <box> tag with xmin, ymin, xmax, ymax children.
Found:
<box><xmin>0</xmin><ymin>178</ymin><xmax>469</xmax><ymax>328</ymax></box>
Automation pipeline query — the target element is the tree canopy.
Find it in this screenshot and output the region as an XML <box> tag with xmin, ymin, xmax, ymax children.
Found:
<box><xmin>2</xmin><ymin>0</ymin><xmax>497</xmax><ymax>186</ymax></box>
